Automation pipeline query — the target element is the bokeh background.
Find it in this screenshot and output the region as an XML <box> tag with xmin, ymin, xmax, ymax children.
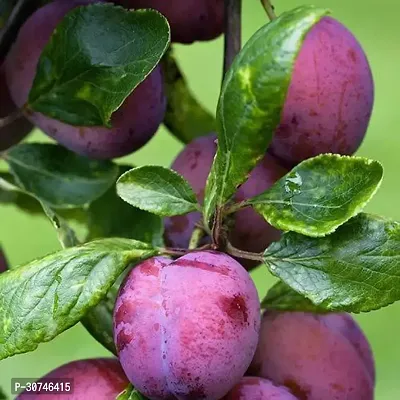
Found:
<box><xmin>0</xmin><ymin>0</ymin><xmax>399</xmax><ymax>398</ymax></box>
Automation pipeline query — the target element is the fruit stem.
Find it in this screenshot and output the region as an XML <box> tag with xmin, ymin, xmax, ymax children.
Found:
<box><xmin>0</xmin><ymin>108</ymin><xmax>24</xmax><ymax>129</ymax></box>
<box><xmin>260</xmin><ymin>0</ymin><xmax>277</xmax><ymax>20</ymax></box>
<box><xmin>188</xmin><ymin>226</ymin><xmax>205</xmax><ymax>250</ymax></box>
<box><xmin>223</xmin><ymin>0</ymin><xmax>242</xmax><ymax>78</ymax></box>
<box><xmin>159</xmin><ymin>244</ymin><xmax>212</xmax><ymax>257</ymax></box>
<box><xmin>225</xmin><ymin>241</ymin><xmax>264</xmax><ymax>262</ymax></box>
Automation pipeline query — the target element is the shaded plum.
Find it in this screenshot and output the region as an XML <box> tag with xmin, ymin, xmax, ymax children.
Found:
<box><xmin>0</xmin><ymin>248</ymin><xmax>8</xmax><ymax>273</ymax></box>
<box><xmin>113</xmin><ymin>252</ymin><xmax>260</xmax><ymax>400</ymax></box>
<box><xmin>164</xmin><ymin>134</ymin><xmax>288</xmax><ymax>268</ymax></box>
<box><xmin>4</xmin><ymin>0</ymin><xmax>165</xmax><ymax>159</ymax></box>
<box><xmin>114</xmin><ymin>0</ymin><xmax>224</xmax><ymax>44</ymax></box>
<box><xmin>222</xmin><ymin>377</ymin><xmax>299</xmax><ymax>400</ymax></box>
<box><xmin>16</xmin><ymin>358</ymin><xmax>129</xmax><ymax>399</ymax></box>
<box><xmin>269</xmin><ymin>17</ymin><xmax>374</xmax><ymax>166</ymax></box>
<box><xmin>0</xmin><ymin>67</ymin><xmax>33</xmax><ymax>151</ymax></box>
<box><xmin>249</xmin><ymin>311</ymin><xmax>374</xmax><ymax>400</ymax></box>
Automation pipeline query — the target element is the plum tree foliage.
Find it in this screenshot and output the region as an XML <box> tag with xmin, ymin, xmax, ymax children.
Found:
<box><xmin>0</xmin><ymin>0</ymin><xmax>397</xmax><ymax>399</ymax></box>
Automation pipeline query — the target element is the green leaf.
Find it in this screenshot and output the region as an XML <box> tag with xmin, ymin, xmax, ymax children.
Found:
<box><xmin>0</xmin><ymin>238</ymin><xmax>156</xmax><ymax>360</ymax></box>
<box><xmin>249</xmin><ymin>154</ymin><xmax>383</xmax><ymax>237</ymax></box>
<box><xmin>203</xmin><ymin>6</ymin><xmax>329</xmax><ymax>227</ymax></box>
<box><xmin>161</xmin><ymin>49</ymin><xmax>216</xmax><ymax>143</ymax></box>
<box><xmin>117</xmin><ymin>384</ymin><xmax>148</xmax><ymax>400</ymax></box>
<box><xmin>87</xmin><ymin>165</ymin><xmax>164</xmax><ymax>246</ymax></box>
<box><xmin>262</xmin><ymin>281</ymin><xmax>328</xmax><ymax>313</ymax></box>
<box><xmin>117</xmin><ymin>166</ymin><xmax>200</xmax><ymax>217</ymax></box>
<box><xmin>0</xmin><ymin>386</ymin><xmax>7</xmax><ymax>400</ymax></box>
<box><xmin>263</xmin><ymin>213</ymin><xmax>400</xmax><ymax>313</ymax></box>
<box><xmin>27</xmin><ymin>3</ymin><xmax>170</xmax><ymax>127</ymax></box>
<box><xmin>4</xmin><ymin>143</ymin><xmax>118</xmax><ymax>208</ymax></box>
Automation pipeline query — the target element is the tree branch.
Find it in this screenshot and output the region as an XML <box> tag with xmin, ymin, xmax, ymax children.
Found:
<box><xmin>260</xmin><ymin>0</ymin><xmax>277</xmax><ymax>21</ymax></box>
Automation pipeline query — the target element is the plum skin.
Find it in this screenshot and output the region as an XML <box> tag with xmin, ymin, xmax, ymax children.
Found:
<box><xmin>0</xmin><ymin>67</ymin><xmax>32</xmax><ymax>151</ymax></box>
<box><xmin>249</xmin><ymin>311</ymin><xmax>374</xmax><ymax>400</ymax></box>
<box><xmin>4</xmin><ymin>0</ymin><xmax>166</xmax><ymax>159</ymax></box>
<box><xmin>164</xmin><ymin>134</ymin><xmax>288</xmax><ymax>268</ymax></box>
<box><xmin>16</xmin><ymin>358</ymin><xmax>128</xmax><ymax>399</ymax></box>
<box><xmin>114</xmin><ymin>0</ymin><xmax>224</xmax><ymax>44</ymax></box>
<box><xmin>0</xmin><ymin>249</ymin><xmax>8</xmax><ymax>273</ymax></box>
<box><xmin>269</xmin><ymin>16</ymin><xmax>374</xmax><ymax>166</ymax></box>
<box><xmin>222</xmin><ymin>377</ymin><xmax>299</xmax><ymax>400</ymax></box>
<box><xmin>113</xmin><ymin>251</ymin><xmax>261</xmax><ymax>400</ymax></box>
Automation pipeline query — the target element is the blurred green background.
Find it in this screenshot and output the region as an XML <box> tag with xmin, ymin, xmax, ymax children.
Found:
<box><xmin>0</xmin><ymin>0</ymin><xmax>399</xmax><ymax>398</ymax></box>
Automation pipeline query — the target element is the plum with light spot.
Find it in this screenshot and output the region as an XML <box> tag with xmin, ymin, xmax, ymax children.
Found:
<box><xmin>222</xmin><ymin>377</ymin><xmax>299</xmax><ymax>400</ymax></box>
<box><xmin>249</xmin><ymin>311</ymin><xmax>375</xmax><ymax>400</ymax></box>
<box><xmin>269</xmin><ymin>16</ymin><xmax>374</xmax><ymax>166</ymax></box>
<box><xmin>114</xmin><ymin>0</ymin><xmax>224</xmax><ymax>44</ymax></box>
<box><xmin>0</xmin><ymin>68</ymin><xmax>33</xmax><ymax>151</ymax></box>
<box><xmin>164</xmin><ymin>134</ymin><xmax>288</xmax><ymax>268</ymax></box>
<box><xmin>16</xmin><ymin>358</ymin><xmax>129</xmax><ymax>399</ymax></box>
<box><xmin>4</xmin><ymin>0</ymin><xmax>166</xmax><ymax>159</ymax></box>
<box><xmin>113</xmin><ymin>251</ymin><xmax>260</xmax><ymax>400</ymax></box>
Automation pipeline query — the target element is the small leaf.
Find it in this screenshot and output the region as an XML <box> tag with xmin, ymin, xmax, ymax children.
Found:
<box><xmin>263</xmin><ymin>213</ymin><xmax>400</xmax><ymax>313</ymax></box>
<box><xmin>28</xmin><ymin>3</ymin><xmax>170</xmax><ymax>126</ymax></box>
<box><xmin>249</xmin><ymin>154</ymin><xmax>383</xmax><ymax>237</ymax></box>
<box><xmin>117</xmin><ymin>384</ymin><xmax>148</xmax><ymax>400</ymax></box>
<box><xmin>262</xmin><ymin>281</ymin><xmax>328</xmax><ymax>313</ymax></box>
<box><xmin>4</xmin><ymin>143</ymin><xmax>118</xmax><ymax>208</ymax></box>
<box><xmin>0</xmin><ymin>238</ymin><xmax>156</xmax><ymax>360</ymax></box>
<box><xmin>203</xmin><ymin>6</ymin><xmax>329</xmax><ymax>227</ymax></box>
<box><xmin>117</xmin><ymin>166</ymin><xmax>200</xmax><ymax>216</ymax></box>
<box><xmin>161</xmin><ymin>49</ymin><xmax>216</xmax><ymax>143</ymax></box>
<box><xmin>87</xmin><ymin>165</ymin><xmax>164</xmax><ymax>246</ymax></box>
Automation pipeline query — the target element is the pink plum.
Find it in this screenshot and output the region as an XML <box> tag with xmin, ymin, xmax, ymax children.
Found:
<box><xmin>249</xmin><ymin>311</ymin><xmax>374</xmax><ymax>400</ymax></box>
<box><xmin>269</xmin><ymin>16</ymin><xmax>374</xmax><ymax>166</ymax></box>
<box><xmin>4</xmin><ymin>0</ymin><xmax>165</xmax><ymax>159</ymax></box>
<box><xmin>164</xmin><ymin>134</ymin><xmax>288</xmax><ymax>268</ymax></box>
<box><xmin>113</xmin><ymin>251</ymin><xmax>261</xmax><ymax>399</ymax></box>
<box><xmin>114</xmin><ymin>0</ymin><xmax>224</xmax><ymax>44</ymax></box>
<box><xmin>16</xmin><ymin>358</ymin><xmax>129</xmax><ymax>399</ymax></box>
<box><xmin>222</xmin><ymin>377</ymin><xmax>299</xmax><ymax>400</ymax></box>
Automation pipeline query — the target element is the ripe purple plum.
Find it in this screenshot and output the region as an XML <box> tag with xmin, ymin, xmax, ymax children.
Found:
<box><xmin>164</xmin><ymin>134</ymin><xmax>288</xmax><ymax>268</ymax></box>
<box><xmin>16</xmin><ymin>358</ymin><xmax>129</xmax><ymax>399</ymax></box>
<box><xmin>5</xmin><ymin>0</ymin><xmax>166</xmax><ymax>159</ymax></box>
<box><xmin>113</xmin><ymin>252</ymin><xmax>260</xmax><ymax>399</ymax></box>
<box><xmin>249</xmin><ymin>311</ymin><xmax>374</xmax><ymax>400</ymax></box>
<box><xmin>114</xmin><ymin>0</ymin><xmax>224</xmax><ymax>44</ymax></box>
<box><xmin>222</xmin><ymin>377</ymin><xmax>299</xmax><ymax>400</ymax></box>
<box><xmin>0</xmin><ymin>249</ymin><xmax>8</xmax><ymax>273</ymax></box>
<box><xmin>0</xmin><ymin>68</ymin><xmax>33</xmax><ymax>151</ymax></box>
<box><xmin>269</xmin><ymin>17</ymin><xmax>374</xmax><ymax>166</ymax></box>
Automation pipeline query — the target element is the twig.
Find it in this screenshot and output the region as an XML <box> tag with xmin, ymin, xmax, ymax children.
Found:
<box><xmin>225</xmin><ymin>241</ymin><xmax>264</xmax><ymax>262</ymax></box>
<box><xmin>260</xmin><ymin>0</ymin><xmax>277</xmax><ymax>21</ymax></box>
<box><xmin>188</xmin><ymin>226</ymin><xmax>205</xmax><ymax>250</ymax></box>
<box><xmin>0</xmin><ymin>108</ymin><xmax>23</xmax><ymax>128</ymax></box>
<box><xmin>159</xmin><ymin>244</ymin><xmax>212</xmax><ymax>257</ymax></box>
<box><xmin>224</xmin><ymin>200</ymin><xmax>250</xmax><ymax>215</ymax></box>
<box><xmin>223</xmin><ymin>0</ymin><xmax>242</xmax><ymax>79</ymax></box>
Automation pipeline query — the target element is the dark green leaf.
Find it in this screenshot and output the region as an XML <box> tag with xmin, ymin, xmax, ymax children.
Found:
<box><xmin>4</xmin><ymin>143</ymin><xmax>118</xmax><ymax>208</ymax></box>
<box><xmin>0</xmin><ymin>0</ymin><xmax>14</xmax><ymax>29</ymax></box>
<box><xmin>87</xmin><ymin>165</ymin><xmax>164</xmax><ymax>246</ymax></box>
<box><xmin>0</xmin><ymin>238</ymin><xmax>156</xmax><ymax>360</ymax></box>
<box><xmin>262</xmin><ymin>281</ymin><xmax>328</xmax><ymax>313</ymax></box>
<box><xmin>249</xmin><ymin>155</ymin><xmax>383</xmax><ymax>237</ymax></box>
<box><xmin>263</xmin><ymin>213</ymin><xmax>400</xmax><ymax>313</ymax></box>
<box><xmin>117</xmin><ymin>166</ymin><xmax>200</xmax><ymax>216</ymax></box>
<box><xmin>0</xmin><ymin>386</ymin><xmax>7</xmax><ymax>400</ymax></box>
<box><xmin>0</xmin><ymin>248</ymin><xmax>8</xmax><ymax>273</ymax></box>
<box><xmin>161</xmin><ymin>49</ymin><xmax>216</xmax><ymax>143</ymax></box>
<box><xmin>203</xmin><ymin>6</ymin><xmax>329</xmax><ymax>227</ymax></box>
<box><xmin>117</xmin><ymin>384</ymin><xmax>148</xmax><ymax>400</ymax></box>
<box><xmin>28</xmin><ymin>3</ymin><xmax>170</xmax><ymax>127</ymax></box>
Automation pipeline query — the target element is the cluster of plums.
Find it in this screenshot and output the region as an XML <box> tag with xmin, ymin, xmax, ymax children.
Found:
<box><xmin>4</xmin><ymin>0</ymin><xmax>376</xmax><ymax>399</ymax></box>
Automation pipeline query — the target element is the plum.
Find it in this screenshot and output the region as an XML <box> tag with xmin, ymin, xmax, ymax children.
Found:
<box><xmin>249</xmin><ymin>311</ymin><xmax>374</xmax><ymax>400</ymax></box>
<box><xmin>164</xmin><ymin>134</ymin><xmax>288</xmax><ymax>268</ymax></box>
<box><xmin>114</xmin><ymin>0</ymin><xmax>224</xmax><ymax>44</ymax></box>
<box><xmin>16</xmin><ymin>358</ymin><xmax>129</xmax><ymax>399</ymax></box>
<box><xmin>0</xmin><ymin>248</ymin><xmax>8</xmax><ymax>273</ymax></box>
<box><xmin>0</xmin><ymin>67</ymin><xmax>33</xmax><ymax>151</ymax></box>
<box><xmin>222</xmin><ymin>377</ymin><xmax>299</xmax><ymax>400</ymax></box>
<box><xmin>4</xmin><ymin>0</ymin><xmax>166</xmax><ymax>159</ymax></box>
<box><xmin>113</xmin><ymin>251</ymin><xmax>260</xmax><ymax>399</ymax></box>
<box><xmin>269</xmin><ymin>16</ymin><xmax>374</xmax><ymax>166</ymax></box>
